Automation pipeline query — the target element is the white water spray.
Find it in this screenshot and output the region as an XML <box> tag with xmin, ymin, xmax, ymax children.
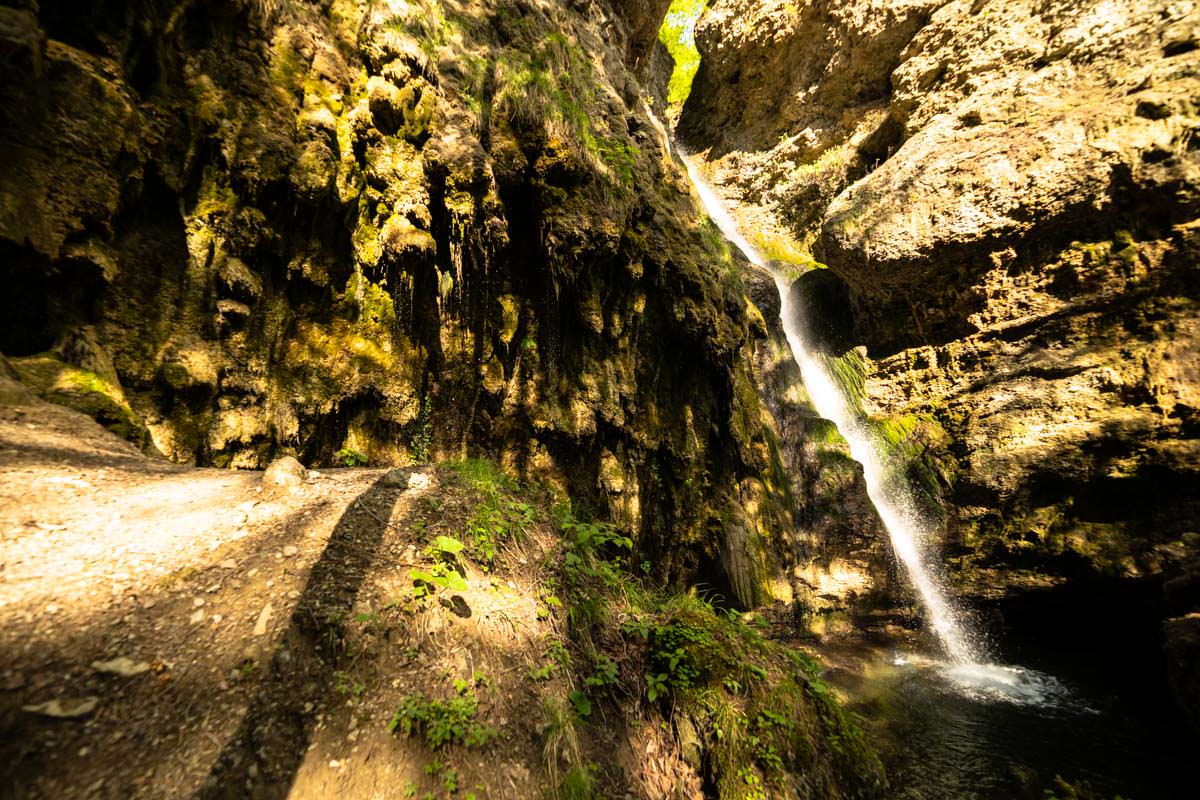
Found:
<box><xmin>678</xmin><ymin>152</ymin><xmax>980</xmax><ymax>664</ymax></box>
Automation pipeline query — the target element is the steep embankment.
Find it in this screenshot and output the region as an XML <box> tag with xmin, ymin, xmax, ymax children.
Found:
<box><xmin>679</xmin><ymin>0</ymin><xmax>1200</xmax><ymax>718</ymax></box>
<box><xmin>0</xmin><ymin>0</ymin><xmax>804</xmax><ymax>606</ymax></box>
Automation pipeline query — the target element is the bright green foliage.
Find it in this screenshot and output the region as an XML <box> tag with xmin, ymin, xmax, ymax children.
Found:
<box><xmin>568</xmin><ymin>689</ymin><xmax>592</xmax><ymax>717</ymax></box>
<box><xmin>387</xmin><ymin>683</ymin><xmax>497</xmax><ymax>749</ymax></box>
<box><xmin>432</xmin><ymin>535</ymin><xmax>464</xmax><ymax>554</ymax></box>
<box><xmin>410</xmin><ymin>535</ymin><xmax>470</xmax><ymax>595</ymax></box>
<box><xmin>448</xmin><ymin>458</ymin><xmax>515</xmax><ymax>495</ymax></box>
<box><xmin>624</xmin><ymin>596</ymin><xmax>883</xmax><ymax>798</ymax></box>
<box><xmin>447</xmin><ymin>458</ymin><xmax>535</xmax><ymax>565</ymax></box>
<box><xmin>336</xmin><ymin>446</ymin><xmax>368</xmax><ymax>467</ymax></box>
<box><xmin>465</xmin><ymin>497</ymin><xmax>534</xmax><ymax>565</ymax></box>
<box><xmin>658</xmin><ymin>0</ymin><xmax>709</xmax><ymax>111</ymax></box>
<box><xmin>559</xmin><ymin>513</ymin><xmax>633</xmax><ymax>589</ymax></box>
<box><xmin>408</xmin><ymin>564</ymin><xmax>468</xmax><ymax>594</ymax></box>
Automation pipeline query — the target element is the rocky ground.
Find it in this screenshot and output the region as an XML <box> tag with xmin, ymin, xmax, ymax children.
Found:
<box><xmin>0</xmin><ymin>387</ymin><xmax>566</xmax><ymax>798</ymax></box>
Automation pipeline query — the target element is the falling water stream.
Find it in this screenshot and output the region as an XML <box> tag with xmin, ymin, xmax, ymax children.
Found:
<box><xmin>676</xmin><ymin>150</ymin><xmax>980</xmax><ymax>663</ymax></box>
<box><xmin>646</xmin><ymin>107</ymin><xmax>1193</xmax><ymax>800</ymax></box>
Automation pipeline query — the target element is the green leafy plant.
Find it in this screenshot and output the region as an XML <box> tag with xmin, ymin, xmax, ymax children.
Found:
<box><xmin>568</xmin><ymin>689</ymin><xmax>592</xmax><ymax>718</ymax></box>
<box><xmin>410</xmin><ymin>535</ymin><xmax>470</xmax><ymax>595</ymax></box>
<box><xmin>448</xmin><ymin>458</ymin><xmax>514</xmax><ymax>495</ymax></box>
<box><xmin>560</xmin><ymin>763</ymin><xmax>598</xmax><ymax>800</ymax></box>
<box><xmin>409</xmin><ymin>564</ymin><xmax>468</xmax><ymax>595</ymax></box>
<box><xmin>333</xmin><ymin>670</ymin><xmax>366</xmax><ymax>699</ymax></box>
<box><xmin>583</xmin><ymin>654</ymin><xmax>618</xmax><ymax>690</ymax></box>
<box><xmin>411</xmin><ymin>395</ymin><xmax>433</xmax><ymax>462</ymax></box>
<box><xmin>387</xmin><ymin>690</ymin><xmax>497</xmax><ymax>749</ymax></box>
<box><xmin>645</xmin><ymin>672</ymin><xmax>669</xmax><ymax>702</ymax></box>
<box><xmin>560</xmin><ymin>515</ymin><xmax>632</xmax><ymax>589</ymax></box>
<box><xmin>464</xmin><ymin>498</ymin><xmax>533</xmax><ymax>566</ymax></box>
<box><xmin>528</xmin><ymin>640</ymin><xmax>572</xmax><ymax>681</ymax></box>
<box><xmin>452</xmin><ymin>672</ymin><xmax>490</xmax><ymax>695</ymax></box>
<box><xmin>335</xmin><ymin>446</ymin><xmax>368</xmax><ymax>467</ymax></box>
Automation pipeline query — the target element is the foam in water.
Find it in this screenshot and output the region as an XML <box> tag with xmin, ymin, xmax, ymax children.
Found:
<box><xmin>890</xmin><ymin>652</ymin><xmax>1075</xmax><ymax>707</ymax></box>
<box><xmin>676</xmin><ymin>151</ymin><xmax>981</xmax><ymax>665</ymax></box>
<box><xmin>943</xmin><ymin>662</ymin><xmax>1076</xmax><ymax>707</ymax></box>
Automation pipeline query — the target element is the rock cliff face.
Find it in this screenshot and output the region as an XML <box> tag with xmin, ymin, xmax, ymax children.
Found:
<box><xmin>0</xmin><ymin>0</ymin><xmax>801</xmax><ymax>605</ymax></box>
<box><xmin>680</xmin><ymin>0</ymin><xmax>1200</xmax><ymax>710</ymax></box>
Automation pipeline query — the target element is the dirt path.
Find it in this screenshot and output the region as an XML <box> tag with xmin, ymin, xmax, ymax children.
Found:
<box><xmin>0</xmin><ymin>391</ymin><xmax>587</xmax><ymax>799</ymax></box>
<box><xmin>0</xmin><ymin>394</ymin><xmax>413</xmax><ymax>798</ymax></box>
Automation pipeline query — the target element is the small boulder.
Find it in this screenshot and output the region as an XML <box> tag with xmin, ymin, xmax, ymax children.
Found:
<box><xmin>91</xmin><ymin>657</ymin><xmax>150</xmax><ymax>677</ymax></box>
<box><xmin>263</xmin><ymin>456</ymin><xmax>307</xmax><ymax>489</ymax></box>
<box><xmin>380</xmin><ymin>468</ymin><xmax>412</xmax><ymax>488</ymax></box>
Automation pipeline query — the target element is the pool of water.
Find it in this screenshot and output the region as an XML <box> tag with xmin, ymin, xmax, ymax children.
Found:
<box><xmin>833</xmin><ymin>648</ymin><xmax>1194</xmax><ymax>799</ymax></box>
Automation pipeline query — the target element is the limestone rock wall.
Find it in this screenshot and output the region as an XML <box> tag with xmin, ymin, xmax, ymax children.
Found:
<box><xmin>677</xmin><ymin>0</ymin><xmax>1200</xmax><ymax>709</ymax></box>
<box><xmin>681</xmin><ymin>0</ymin><xmax>1200</xmax><ymax>607</ymax></box>
<box><xmin>0</xmin><ymin>0</ymin><xmax>797</xmax><ymax>603</ymax></box>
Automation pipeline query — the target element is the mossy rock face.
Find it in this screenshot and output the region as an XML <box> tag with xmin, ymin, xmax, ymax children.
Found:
<box><xmin>11</xmin><ymin>354</ymin><xmax>150</xmax><ymax>448</ymax></box>
<box><xmin>677</xmin><ymin>1</ymin><xmax>1200</xmax><ymax>629</ymax></box>
<box><xmin>644</xmin><ymin>599</ymin><xmax>886</xmax><ymax>798</ymax></box>
<box><xmin>0</xmin><ymin>0</ymin><xmax>802</xmax><ymax>615</ymax></box>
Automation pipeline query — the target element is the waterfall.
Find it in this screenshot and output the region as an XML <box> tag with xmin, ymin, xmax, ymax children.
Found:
<box><xmin>677</xmin><ymin>151</ymin><xmax>981</xmax><ymax>665</ymax></box>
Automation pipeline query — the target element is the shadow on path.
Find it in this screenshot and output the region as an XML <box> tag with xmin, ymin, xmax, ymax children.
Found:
<box><xmin>195</xmin><ymin>473</ymin><xmax>408</xmax><ymax>799</ymax></box>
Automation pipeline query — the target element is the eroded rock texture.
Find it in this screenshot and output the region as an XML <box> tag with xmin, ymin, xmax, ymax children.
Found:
<box><xmin>0</xmin><ymin>0</ymin><xmax>800</xmax><ymax>603</ymax></box>
<box><xmin>682</xmin><ymin>0</ymin><xmax>1200</xmax><ymax>602</ymax></box>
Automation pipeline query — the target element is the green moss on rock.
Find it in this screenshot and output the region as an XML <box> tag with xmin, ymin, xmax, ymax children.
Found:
<box><xmin>11</xmin><ymin>354</ymin><xmax>150</xmax><ymax>448</ymax></box>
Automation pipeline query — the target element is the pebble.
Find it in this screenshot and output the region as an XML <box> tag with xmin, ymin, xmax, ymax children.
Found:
<box><xmin>91</xmin><ymin>657</ymin><xmax>151</xmax><ymax>677</ymax></box>
<box><xmin>219</xmin><ymin>559</ymin><xmax>238</xmax><ymax>570</ymax></box>
<box><xmin>193</xmin><ymin>598</ymin><xmax>205</xmax><ymax>608</ymax></box>
<box><xmin>253</xmin><ymin>603</ymin><xmax>273</xmax><ymax>636</ymax></box>
<box><xmin>189</xmin><ymin>610</ymin><xmax>205</xmax><ymax>624</ymax></box>
<box><xmin>282</xmin><ymin>545</ymin><xmax>298</xmax><ymax>558</ymax></box>
<box><xmin>23</xmin><ymin>696</ymin><xmax>99</xmax><ymax>718</ymax></box>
